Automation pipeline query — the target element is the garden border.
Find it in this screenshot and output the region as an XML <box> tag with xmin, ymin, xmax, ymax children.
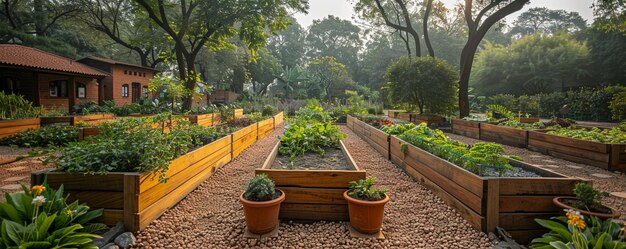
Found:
<box><xmin>40</xmin><ymin>113</ymin><xmax>115</xmax><ymax>126</ymax></box>
<box><xmin>0</xmin><ymin>118</ymin><xmax>40</xmax><ymax>138</ymax></box>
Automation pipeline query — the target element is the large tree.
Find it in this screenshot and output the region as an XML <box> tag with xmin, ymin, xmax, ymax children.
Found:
<box><xmin>267</xmin><ymin>17</ymin><xmax>306</xmax><ymax>69</ymax></box>
<box><xmin>248</xmin><ymin>47</ymin><xmax>283</xmax><ymax>95</ymax></box>
<box><xmin>308</xmin><ymin>56</ymin><xmax>353</xmax><ymax>102</ymax></box>
<box><xmin>306</xmin><ymin>15</ymin><xmax>362</xmax><ymax>76</ymax></box>
<box><xmin>131</xmin><ymin>0</ymin><xmax>308</xmax><ymax>110</ymax></box>
<box><xmin>471</xmin><ymin>33</ymin><xmax>591</xmax><ymax>95</ymax></box>
<box><xmin>593</xmin><ymin>0</ymin><xmax>626</xmax><ymax>33</ymax></box>
<box><xmin>509</xmin><ymin>7</ymin><xmax>587</xmax><ymax>37</ymax></box>
<box><xmin>458</xmin><ymin>0</ymin><xmax>529</xmax><ymax>118</ymax></box>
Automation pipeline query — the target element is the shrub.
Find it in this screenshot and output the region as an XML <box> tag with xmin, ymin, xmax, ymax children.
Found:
<box><xmin>610</xmin><ymin>90</ymin><xmax>626</xmax><ymax>121</ymax></box>
<box><xmin>262</xmin><ymin>105</ymin><xmax>278</xmax><ymax>116</ymax></box>
<box><xmin>347</xmin><ymin>177</ymin><xmax>387</xmax><ymax>201</ymax></box>
<box><xmin>0</xmin><ymin>125</ymin><xmax>79</xmax><ymax>147</ymax></box>
<box><xmin>227</xmin><ymin>117</ymin><xmax>255</xmax><ymax>127</ymax></box>
<box><xmin>0</xmin><ymin>92</ymin><xmax>41</xmax><ymax>120</ymax></box>
<box><xmin>0</xmin><ymin>183</ymin><xmax>106</xmax><ymax>248</ymax></box>
<box><xmin>243</xmin><ymin>174</ymin><xmax>280</xmax><ymax>201</ymax></box>
<box><xmin>547</xmin><ymin>126</ymin><xmax>626</xmax><ymax>144</ymax></box>
<box><xmin>573</xmin><ymin>182</ymin><xmax>601</xmax><ymax>209</ymax></box>
<box><xmin>384</xmin><ymin>56</ymin><xmax>458</xmax><ymax>115</ymax></box>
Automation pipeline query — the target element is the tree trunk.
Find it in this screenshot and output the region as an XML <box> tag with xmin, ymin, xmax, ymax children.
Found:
<box><xmin>458</xmin><ymin>36</ymin><xmax>480</xmax><ymax>118</ymax></box>
<box><xmin>423</xmin><ymin>0</ymin><xmax>435</xmax><ymax>57</ymax></box>
<box><xmin>182</xmin><ymin>56</ymin><xmax>197</xmax><ymax>111</ymax></box>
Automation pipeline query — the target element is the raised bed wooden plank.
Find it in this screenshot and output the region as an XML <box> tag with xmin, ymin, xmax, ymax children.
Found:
<box><xmin>480</xmin><ymin>123</ymin><xmax>528</xmax><ymax>148</ymax></box>
<box><xmin>280</xmin><ymin>187</ymin><xmax>346</xmax><ymax>205</ymax></box>
<box><xmin>451</xmin><ymin>119</ymin><xmax>480</xmax><ymax>139</ymax></box>
<box><xmin>279</xmin><ymin>203</ymin><xmax>348</xmax><ymax>221</ymax></box>
<box><xmin>499</xmin><ymin>213</ymin><xmax>555</xmax><ymax>230</ymax></box>
<box><xmin>234</xmin><ymin>109</ymin><xmax>244</xmax><ymax>118</ymax></box>
<box><xmin>273</xmin><ymin>112</ymin><xmax>284</xmax><ymax>127</ymax></box>
<box><xmin>65</xmin><ymin>191</ymin><xmax>124</xmax><ymax>209</ymax></box>
<box><xmin>528</xmin><ymin>137</ymin><xmax>610</xmax><ymax>163</ymax></box>
<box><xmin>499</xmin><ymin>178</ymin><xmax>579</xmax><ymax>195</ymax></box>
<box><xmin>257</xmin><ymin>118</ymin><xmax>274</xmax><ymax>139</ymax></box>
<box><xmin>97</xmin><ymin>209</ymin><xmax>124</xmax><ymax>226</ymax></box>
<box><xmin>33</xmin><ymin>171</ymin><xmax>125</xmax><ymax>191</ymax></box>
<box><xmin>0</xmin><ymin>118</ymin><xmax>40</xmax><ymax>138</ymax></box>
<box><xmin>529</xmin><ymin>131</ymin><xmax>609</xmax><ymax>154</ymax></box>
<box><xmin>256</xmin><ymin>169</ymin><xmax>365</xmax><ymax>188</ymax></box>
<box><xmin>507</xmin><ymin>229</ymin><xmax>548</xmax><ymax>245</ymax></box>
<box><xmin>610</xmin><ymin>144</ymin><xmax>626</xmax><ymax>173</ymax></box>
<box><xmin>499</xmin><ymin>196</ymin><xmax>560</xmax><ymax>213</ymax></box>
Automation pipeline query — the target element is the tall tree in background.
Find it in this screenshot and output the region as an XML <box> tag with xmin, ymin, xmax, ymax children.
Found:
<box><xmin>458</xmin><ymin>0</ymin><xmax>529</xmax><ymax>118</ymax></box>
<box><xmin>306</xmin><ymin>15</ymin><xmax>362</xmax><ymax>76</ymax></box>
<box><xmin>593</xmin><ymin>0</ymin><xmax>626</xmax><ymax>32</ymax></box>
<box><xmin>308</xmin><ymin>56</ymin><xmax>353</xmax><ymax>102</ymax></box>
<box><xmin>248</xmin><ymin>47</ymin><xmax>283</xmax><ymax>95</ymax></box>
<box><xmin>82</xmin><ymin>0</ymin><xmax>169</xmax><ymax>68</ymax></box>
<box><xmin>509</xmin><ymin>7</ymin><xmax>587</xmax><ymax>37</ymax></box>
<box><xmin>354</xmin><ymin>0</ymin><xmax>435</xmax><ymax>57</ymax></box>
<box><xmin>131</xmin><ymin>0</ymin><xmax>308</xmax><ymax>110</ymax></box>
<box><xmin>267</xmin><ymin>17</ymin><xmax>306</xmax><ymax>69</ymax></box>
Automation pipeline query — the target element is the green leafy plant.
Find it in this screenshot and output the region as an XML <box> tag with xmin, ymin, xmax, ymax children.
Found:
<box><xmin>262</xmin><ymin>105</ymin><xmax>278</xmax><ymax>117</ymax></box>
<box><xmin>0</xmin><ymin>92</ymin><xmax>42</xmax><ymax>120</ymax></box>
<box><xmin>531</xmin><ymin>211</ymin><xmax>626</xmax><ymax>249</ymax></box>
<box><xmin>573</xmin><ymin>183</ymin><xmax>602</xmax><ymax>211</ymax></box>
<box><xmin>381</xmin><ymin>123</ymin><xmax>416</xmax><ymax>135</ymax></box>
<box><xmin>227</xmin><ymin>117</ymin><xmax>255</xmax><ymax>127</ymax></box>
<box><xmin>498</xmin><ymin>120</ymin><xmax>546</xmax><ymax>130</ymax></box>
<box><xmin>278</xmin><ymin>103</ymin><xmax>345</xmax><ymax>162</ymax></box>
<box><xmin>0</xmin><ymin>183</ymin><xmax>106</xmax><ymax>248</ymax></box>
<box><xmin>0</xmin><ymin>125</ymin><xmax>79</xmax><ymax>147</ymax></box>
<box><xmin>347</xmin><ymin>177</ymin><xmax>388</xmax><ymax>201</ymax></box>
<box><xmin>243</xmin><ymin>174</ymin><xmax>280</xmax><ymax>202</ymax></box>
<box><xmin>547</xmin><ymin>126</ymin><xmax>626</xmax><ymax>144</ymax></box>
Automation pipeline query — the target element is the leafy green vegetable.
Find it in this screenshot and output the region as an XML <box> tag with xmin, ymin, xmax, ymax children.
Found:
<box><xmin>348</xmin><ymin>177</ymin><xmax>387</xmax><ymax>201</ymax></box>
<box><xmin>381</xmin><ymin>123</ymin><xmax>416</xmax><ymax>135</ymax></box>
<box><xmin>547</xmin><ymin>126</ymin><xmax>626</xmax><ymax>144</ymax></box>
<box><xmin>0</xmin><ymin>125</ymin><xmax>79</xmax><ymax>148</ymax></box>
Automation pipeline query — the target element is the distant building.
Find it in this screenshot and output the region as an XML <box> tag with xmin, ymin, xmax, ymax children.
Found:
<box><xmin>0</xmin><ymin>44</ymin><xmax>108</xmax><ymax>112</ymax></box>
<box><xmin>78</xmin><ymin>56</ymin><xmax>159</xmax><ymax>106</ymax></box>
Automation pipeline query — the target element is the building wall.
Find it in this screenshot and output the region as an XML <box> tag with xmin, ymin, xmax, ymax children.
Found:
<box><xmin>38</xmin><ymin>73</ymin><xmax>99</xmax><ymax>111</ymax></box>
<box><xmin>0</xmin><ymin>68</ymin><xmax>38</xmax><ymax>105</ymax></box>
<box><xmin>109</xmin><ymin>65</ymin><xmax>155</xmax><ymax>106</ymax></box>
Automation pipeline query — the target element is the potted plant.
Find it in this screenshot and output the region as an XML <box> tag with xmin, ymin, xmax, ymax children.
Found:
<box><xmin>239</xmin><ymin>174</ymin><xmax>285</xmax><ymax>234</ymax></box>
<box><xmin>343</xmin><ymin>177</ymin><xmax>389</xmax><ymax>234</ymax></box>
<box><xmin>553</xmin><ymin>182</ymin><xmax>621</xmax><ymax>219</ymax></box>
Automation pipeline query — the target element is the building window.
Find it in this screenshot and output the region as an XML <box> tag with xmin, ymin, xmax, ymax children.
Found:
<box><xmin>49</xmin><ymin>81</ymin><xmax>68</xmax><ymax>97</ymax></box>
<box><xmin>143</xmin><ymin>73</ymin><xmax>146</xmax><ymax>77</ymax></box>
<box><xmin>133</xmin><ymin>71</ymin><xmax>137</xmax><ymax>76</ymax></box>
<box><xmin>122</xmin><ymin>84</ymin><xmax>129</xmax><ymax>97</ymax></box>
<box><xmin>0</xmin><ymin>77</ymin><xmax>20</xmax><ymax>94</ymax></box>
<box><xmin>124</xmin><ymin>70</ymin><xmax>127</xmax><ymax>75</ymax></box>
<box><xmin>142</xmin><ymin>86</ymin><xmax>148</xmax><ymax>98</ymax></box>
<box><xmin>76</xmin><ymin>83</ymin><xmax>86</xmax><ymax>98</ymax></box>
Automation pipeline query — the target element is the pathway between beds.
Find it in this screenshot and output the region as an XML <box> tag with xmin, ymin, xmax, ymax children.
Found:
<box><xmin>132</xmin><ymin>126</ymin><xmax>491</xmax><ymax>248</ymax></box>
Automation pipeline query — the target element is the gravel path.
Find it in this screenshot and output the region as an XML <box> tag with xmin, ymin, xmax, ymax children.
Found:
<box><xmin>133</xmin><ymin>126</ymin><xmax>491</xmax><ymax>248</ymax></box>
<box><xmin>0</xmin><ymin>146</ymin><xmax>47</xmax><ymax>197</ymax></box>
<box><xmin>447</xmin><ymin>133</ymin><xmax>626</xmax><ymax>223</ymax></box>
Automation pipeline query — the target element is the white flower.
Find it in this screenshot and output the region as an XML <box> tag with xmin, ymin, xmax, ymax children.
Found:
<box><xmin>32</xmin><ymin>195</ymin><xmax>46</xmax><ymax>206</ymax></box>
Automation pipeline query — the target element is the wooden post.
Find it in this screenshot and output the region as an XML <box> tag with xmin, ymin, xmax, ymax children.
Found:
<box><xmin>485</xmin><ymin>178</ymin><xmax>500</xmax><ymax>233</ymax></box>
<box><xmin>123</xmin><ymin>174</ymin><xmax>139</xmax><ymax>232</ymax></box>
<box><xmin>68</xmin><ymin>76</ymin><xmax>76</xmax><ymax>113</ymax></box>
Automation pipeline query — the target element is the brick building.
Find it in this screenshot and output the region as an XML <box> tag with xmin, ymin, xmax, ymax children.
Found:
<box><xmin>78</xmin><ymin>56</ymin><xmax>159</xmax><ymax>106</ymax></box>
<box><xmin>0</xmin><ymin>45</ymin><xmax>108</xmax><ymax>111</ymax></box>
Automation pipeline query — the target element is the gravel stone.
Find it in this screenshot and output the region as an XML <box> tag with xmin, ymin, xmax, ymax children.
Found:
<box><xmin>101</xmin><ymin>243</ymin><xmax>120</xmax><ymax>249</ymax></box>
<box><xmin>93</xmin><ymin>222</ymin><xmax>125</xmax><ymax>248</ymax></box>
<box><xmin>114</xmin><ymin>232</ymin><xmax>136</xmax><ymax>249</ymax></box>
<box><xmin>131</xmin><ymin>126</ymin><xmax>491</xmax><ymax>248</ymax></box>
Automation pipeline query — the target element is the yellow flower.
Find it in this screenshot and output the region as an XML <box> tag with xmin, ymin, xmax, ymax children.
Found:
<box><xmin>31</xmin><ymin>185</ymin><xmax>45</xmax><ymax>195</ymax></box>
<box><xmin>65</xmin><ymin>209</ymin><xmax>73</xmax><ymax>217</ymax></box>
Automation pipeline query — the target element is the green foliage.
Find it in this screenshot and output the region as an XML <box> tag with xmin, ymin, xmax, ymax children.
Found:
<box><xmin>46</xmin><ymin>116</ymin><xmax>232</xmax><ymax>182</ymax></box>
<box><xmin>262</xmin><ymin>105</ymin><xmax>278</xmax><ymax>117</ymax></box>
<box><xmin>306</xmin><ymin>15</ymin><xmax>362</xmax><ymax>77</ymax></box>
<box><xmin>574</xmin><ymin>183</ymin><xmax>602</xmax><ymax>210</ymax></box>
<box><xmin>242</xmin><ymin>174</ymin><xmax>280</xmax><ymax>202</ymax></box>
<box><xmin>308</xmin><ymin>56</ymin><xmax>354</xmax><ymax>102</ymax></box>
<box><xmin>227</xmin><ymin>117</ymin><xmax>255</xmax><ymax>128</ymax></box>
<box><xmin>531</xmin><ymin>216</ymin><xmax>626</xmax><ymax>249</ymax></box>
<box><xmin>609</xmin><ymin>90</ymin><xmax>626</xmax><ymax>121</ymax></box>
<box><xmin>384</xmin><ymin>56</ymin><xmax>458</xmax><ymax>115</ymax></box>
<box><xmin>0</xmin><ymin>125</ymin><xmax>79</xmax><ymax>148</ymax></box>
<box><xmin>278</xmin><ymin>103</ymin><xmax>345</xmax><ymax>162</ymax></box>
<box><xmin>381</xmin><ymin>123</ymin><xmax>416</xmax><ymax>135</ymax></box>
<box><xmin>347</xmin><ymin>177</ymin><xmax>387</xmax><ymax>201</ymax></box>
<box><xmin>397</xmin><ymin>123</ymin><xmax>514</xmax><ymax>176</ymax></box>
<box><xmin>356</xmin><ymin>115</ymin><xmax>395</xmax><ymax>128</ymax></box>
<box><xmin>0</xmin><ymin>92</ymin><xmax>41</xmax><ymax>120</ymax></box>
<box><xmin>547</xmin><ymin>126</ymin><xmax>626</xmax><ymax>144</ymax></box>
<box><xmin>487</xmin><ymin>104</ymin><xmax>515</xmax><ymax>120</ymax></box>
<box><xmin>498</xmin><ymin>120</ymin><xmax>546</xmax><ymax>130</ymax></box>
<box><xmin>471</xmin><ymin>33</ymin><xmax>590</xmax><ymax>96</ymax></box>
<box><xmin>509</xmin><ymin>7</ymin><xmax>587</xmax><ymax>36</ymax></box>
<box><xmin>0</xmin><ymin>183</ymin><xmax>105</xmax><ymax>248</ymax></box>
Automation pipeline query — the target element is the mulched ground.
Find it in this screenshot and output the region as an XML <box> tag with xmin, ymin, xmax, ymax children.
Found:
<box><xmin>447</xmin><ymin>133</ymin><xmax>626</xmax><ymax>223</ymax></box>
<box><xmin>132</xmin><ymin>126</ymin><xmax>491</xmax><ymax>248</ymax></box>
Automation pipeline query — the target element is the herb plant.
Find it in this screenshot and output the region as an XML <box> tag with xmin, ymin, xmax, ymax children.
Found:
<box><xmin>573</xmin><ymin>183</ymin><xmax>602</xmax><ymax>210</ymax></box>
<box><xmin>278</xmin><ymin>103</ymin><xmax>345</xmax><ymax>162</ymax></box>
<box><xmin>243</xmin><ymin>174</ymin><xmax>280</xmax><ymax>202</ymax></box>
<box><xmin>0</xmin><ymin>125</ymin><xmax>79</xmax><ymax>147</ymax></box>
<box><xmin>0</xmin><ymin>92</ymin><xmax>42</xmax><ymax>120</ymax></box>
<box><xmin>348</xmin><ymin>177</ymin><xmax>388</xmax><ymax>201</ymax></box>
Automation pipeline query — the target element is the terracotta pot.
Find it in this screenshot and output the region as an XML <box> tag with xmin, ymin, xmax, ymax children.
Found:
<box><xmin>239</xmin><ymin>189</ymin><xmax>285</xmax><ymax>234</ymax></box>
<box><xmin>553</xmin><ymin>197</ymin><xmax>621</xmax><ymax>220</ymax></box>
<box><xmin>344</xmin><ymin>191</ymin><xmax>389</xmax><ymax>234</ymax></box>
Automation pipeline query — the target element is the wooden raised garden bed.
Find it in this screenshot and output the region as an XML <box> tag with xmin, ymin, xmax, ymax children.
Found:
<box><xmin>528</xmin><ymin>130</ymin><xmax>626</xmax><ymax>173</ymax></box>
<box><xmin>32</xmin><ymin>135</ymin><xmax>233</xmax><ymax>232</ymax></box>
<box><xmin>410</xmin><ymin>114</ymin><xmax>446</xmax><ymax>125</ymax></box>
<box><xmin>347</xmin><ymin>115</ymin><xmax>389</xmax><ymax>159</ymax></box>
<box><xmin>257</xmin><ymin>118</ymin><xmax>274</xmax><ymax>140</ymax></box>
<box><xmin>480</xmin><ymin>123</ymin><xmax>528</xmax><ymax>148</ymax></box>
<box><xmin>41</xmin><ymin>113</ymin><xmax>115</xmax><ymax>126</ymax></box>
<box><xmin>186</xmin><ymin>113</ymin><xmax>216</xmax><ymax>127</ymax></box>
<box><xmin>451</xmin><ymin>119</ymin><xmax>481</xmax><ymax>139</ymax></box>
<box><xmin>273</xmin><ymin>112</ymin><xmax>284</xmax><ymax>127</ymax></box>
<box><xmin>347</xmin><ymin>116</ymin><xmax>584</xmax><ymax>244</ymax></box>
<box><xmin>234</xmin><ymin>108</ymin><xmax>244</xmax><ymax>118</ymax></box>
<box><xmin>32</xmin><ymin>115</ymin><xmax>281</xmax><ymax>231</ymax></box>
<box><xmin>255</xmin><ymin>140</ymin><xmax>366</xmax><ymax>221</ymax></box>
<box><xmin>0</xmin><ymin>118</ymin><xmax>40</xmax><ymax>138</ymax></box>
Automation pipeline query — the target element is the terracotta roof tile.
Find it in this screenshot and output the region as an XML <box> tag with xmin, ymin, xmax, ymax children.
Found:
<box><xmin>78</xmin><ymin>56</ymin><xmax>160</xmax><ymax>72</ymax></box>
<box><xmin>0</xmin><ymin>44</ymin><xmax>109</xmax><ymax>77</ymax></box>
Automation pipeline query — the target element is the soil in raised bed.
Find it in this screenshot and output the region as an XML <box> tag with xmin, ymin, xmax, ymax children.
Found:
<box><xmin>271</xmin><ymin>147</ymin><xmax>351</xmax><ymax>170</ymax></box>
<box><xmin>560</xmin><ymin>198</ymin><xmax>614</xmax><ymax>214</ymax></box>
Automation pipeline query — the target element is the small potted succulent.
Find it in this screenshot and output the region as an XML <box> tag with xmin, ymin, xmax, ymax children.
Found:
<box><xmin>343</xmin><ymin>177</ymin><xmax>389</xmax><ymax>234</ymax></box>
<box><xmin>553</xmin><ymin>182</ymin><xmax>620</xmax><ymax>219</ymax></box>
<box><xmin>240</xmin><ymin>174</ymin><xmax>285</xmax><ymax>234</ymax></box>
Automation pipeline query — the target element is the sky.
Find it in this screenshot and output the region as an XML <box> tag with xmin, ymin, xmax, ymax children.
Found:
<box><xmin>293</xmin><ymin>0</ymin><xmax>595</xmax><ymax>28</ymax></box>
